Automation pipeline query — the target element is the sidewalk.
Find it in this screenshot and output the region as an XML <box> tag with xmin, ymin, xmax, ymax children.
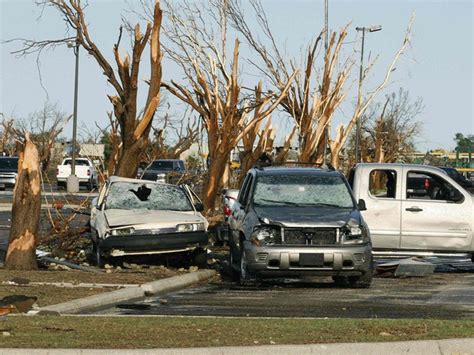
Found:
<box><xmin>2</xmin><ymin>338</ymin><xmax>473</xmax><ymax>354</ymax></box>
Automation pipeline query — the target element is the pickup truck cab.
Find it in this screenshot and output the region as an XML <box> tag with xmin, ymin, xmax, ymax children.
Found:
<box><xmin>350</xmin><ymin>163</ymin><xmax>474</xmax><ymax>260</ymax></box>
<box><xmin>57</xmin><ymin>157</ymin><xmax>98</xmax><ymax>191</ymax></box>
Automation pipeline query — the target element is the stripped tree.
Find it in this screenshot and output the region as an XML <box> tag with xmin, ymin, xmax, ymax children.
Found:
<box><xmin>229</xmin><ymin>0</ymin><xmax>413</xmax><ymax>168</ymax></box>
<box><xmin>10</xmin><ymin>0</ymin><xmax>164</xmax><ymax>178</ymax></box>
<box><xmin>160</xmin><ymin>0</ymin><xmax>295</xmax><ymax>212</ymax></box>
<box><xmin>5</xmin><ymin>132</ymin><xmax>41</xmax><ymax>270</ymax></box>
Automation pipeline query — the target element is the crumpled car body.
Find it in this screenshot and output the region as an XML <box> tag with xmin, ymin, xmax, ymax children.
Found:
<box><xmin>90</xmin><ymin>176</ymin><xmax>208</xmax><ymax>260</ymax></box>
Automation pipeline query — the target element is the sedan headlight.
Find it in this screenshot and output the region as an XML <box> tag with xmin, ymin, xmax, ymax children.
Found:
<box><xmin>110</xmin><ymin>227</ymin><xmax>135</xmax><ymax>236</ymax></box>
<box><xmin>177</xmin><ymin>223</ymin><xmax>206</xmax><ymax>232</ymax></box>
<box><xmin>341</xmin><ymin>225</ymin><xmax>369</xmax><ymax>245</ymax></box>
<box><xmin>251</xmin><ymin>226</ymin><xmax>281</xmax><ymax>246</ymax></box>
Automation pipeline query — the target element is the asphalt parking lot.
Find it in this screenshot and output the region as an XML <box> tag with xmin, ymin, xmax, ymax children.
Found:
<box><xmin>94</xmin><ymin>255</ymin><xmax>474</xmax><ymax>319</ymax></box>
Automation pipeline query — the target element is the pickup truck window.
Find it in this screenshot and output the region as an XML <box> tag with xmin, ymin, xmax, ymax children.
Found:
<box><xmin>253</xmin><ymin>174</ymin><xmax>354</xmax><ymax>208</ymax></box>
<box><xmin>238</xmin><ymin>174</ymin><xmax>251</xmax><ymax>205</ymax></box>
<box><xmin>63</xmin><ymin>159</ymin><xmax>90</xmax><ymax>166</ymax></box>
<box><xmin>369</xmin><ymin>169</ymin><xmax>396</xmax><ymax>198</ymax></box>
<box><xmin>406</xmin><ymin>171</ymin><xmax>459</xmax><ymax>201</ymax></box>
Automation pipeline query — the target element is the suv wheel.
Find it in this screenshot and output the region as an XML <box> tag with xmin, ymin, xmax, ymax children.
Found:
<box><xmin>348</xmin><ymin>258</ymin><xmax>373</xmax><ymax>288</ymax></box>
<box><xmin>240</xmin><ymin>248</ymin><xmax>257</xmax><ymax>286</ymax></box>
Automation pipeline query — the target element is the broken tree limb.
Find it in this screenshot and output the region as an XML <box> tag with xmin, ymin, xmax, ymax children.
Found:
<box><xmin>40</xmin><ymin>256</ymin><xmax>104</xmax><ymax>274</ymax></box>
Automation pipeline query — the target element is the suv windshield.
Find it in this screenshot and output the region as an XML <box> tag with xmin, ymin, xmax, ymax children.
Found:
<box><xmin>105</xmin><ymin>182</ymin><xmax>193</xmax><ymax>211</ymax></box>
<box><xmin>150</xmin><ymin>161</ymin><xmax>174</xmax><ymax>170</ymax></box>
<box><xmin>253</xmin><ymin>174</ymin><xmax>354</xmax><ymax>208</ymax></box>
<box><xmin>0</xmin><ymin>158</ymin><xmax>18</xmax><ymax>169</ymax></box>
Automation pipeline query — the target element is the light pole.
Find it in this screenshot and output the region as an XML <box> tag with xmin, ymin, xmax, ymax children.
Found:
<box><xmin>354</xmin><ymin>25</ymin><xmax>382</xmax><ymax>163</ymax></box>
<box><xmin>66</xmin><ymin>32</ymin><xmax>80</xmax><ymax>193</ymax></box>
<box><xmin>322</xmin><ymin>0</ymin><xmax>329</xmax><ymax>165</ymax></box>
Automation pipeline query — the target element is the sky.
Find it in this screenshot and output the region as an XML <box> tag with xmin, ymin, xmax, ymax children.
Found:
<box><xmin>0</xmin><ymin>0</ymin><xmax>473</xmax><ymax>151</ymax></box>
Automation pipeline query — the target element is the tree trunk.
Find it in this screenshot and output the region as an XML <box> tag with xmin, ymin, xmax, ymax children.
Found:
<box><xmin>115</xmin><ymin>139</ymin><xmax>144</xmax><ymax>178</ymax></box>
<box><xmin>5</xmin><ymin>134</ymin><xmax>41</xmax><ymax>270</ymax></box>
<box><xmin>203</xmin><ymin>153</ymin><xmax>227</xmax><ymax>215</ymax></box>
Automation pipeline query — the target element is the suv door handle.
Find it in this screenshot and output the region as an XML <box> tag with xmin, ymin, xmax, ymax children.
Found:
<box><xmin>405</xmin><ymin>207</ymin><xmax>423</xmax><ymax>212</ymax></box>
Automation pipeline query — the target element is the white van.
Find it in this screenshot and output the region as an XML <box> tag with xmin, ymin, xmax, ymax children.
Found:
<box><xmin>350</xmin><ymin>163</ymin><xmax>473</xmax><ymax>261</ymax></box>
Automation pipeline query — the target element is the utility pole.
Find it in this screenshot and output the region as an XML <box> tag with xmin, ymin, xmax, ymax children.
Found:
<box><xmin>67</xmin><ymin>29</ymin><xmax>80</xmax><ymax>193</ymax></box>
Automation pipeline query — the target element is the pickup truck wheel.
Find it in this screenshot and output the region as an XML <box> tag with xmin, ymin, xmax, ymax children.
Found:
<box><xmin>239</xmin><ymin>248</ymin><xmax>257</xmax><ymax>286</ymax></box>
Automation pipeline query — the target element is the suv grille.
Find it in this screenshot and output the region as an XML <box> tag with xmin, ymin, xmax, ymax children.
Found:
<box><xmin>283</xmin><ymin>228</ymin><xmax>338</xmax><ymax>245</ymax></box>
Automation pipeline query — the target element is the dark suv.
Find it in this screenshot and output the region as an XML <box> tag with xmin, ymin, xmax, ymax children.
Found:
<box><xmin>228</xmin><ymin>165</ymin><xmax>373</xmax><ymax>287</ymax></box>
<box><xmin>138</xmin><ymin>159</ymin><xmax>186</xmax><ymax>183</ymax></box>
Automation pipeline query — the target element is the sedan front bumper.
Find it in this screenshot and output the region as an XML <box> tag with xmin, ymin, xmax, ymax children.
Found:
<box><xmin>98</xmin><ymin>231</ymin><xmax>208</xmax><ymax>256</ymax></box>
<box><xmin>244</xmin><ymin>243</ymin><xmax>372</xmax><ymax>278</ymax></box>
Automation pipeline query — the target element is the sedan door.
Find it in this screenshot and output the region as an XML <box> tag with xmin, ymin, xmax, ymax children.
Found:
<box><xmin>400</xmin><ymin>167</ymin><xmax>473</xmax><ymax>251</ymax></box>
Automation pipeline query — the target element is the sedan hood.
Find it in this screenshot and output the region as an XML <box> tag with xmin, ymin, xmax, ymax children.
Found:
<box><xmin>104</xmin><ymin>209</ymin><xmax>203</xmax><ymax>228</ymax></box>
<box><xmin>253</xmin><ymin>206</ymin><xmax>360</xmax><ymax>228</ymax></box>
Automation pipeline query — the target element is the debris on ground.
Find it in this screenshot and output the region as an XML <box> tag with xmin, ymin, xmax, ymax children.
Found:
<box><xmin>0</xmin><ymin>295</ymin><xmax>38</xmax><ymax>313</ymax></box>
<box><xmin>376</xmin><ymin>257</ymin><xmax>436</xmax><ymax>277</ymax></box>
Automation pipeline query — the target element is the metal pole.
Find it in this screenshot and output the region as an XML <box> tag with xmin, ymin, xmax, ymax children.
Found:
<box><xmin>322</xmin><ymin>0</ymin><xmax>329</xmax><ymax>164</ymax></box>
<box><xmin>355</xmin><ymin>29</ymin><xmax>365</xmax><ymax>164</ymax></box>
<box><xmin>71</xmin><ymin>38</ymin><xmax>79</xmax><ymax>176</ymax></box>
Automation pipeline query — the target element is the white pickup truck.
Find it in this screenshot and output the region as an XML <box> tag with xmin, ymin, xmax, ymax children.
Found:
<box><xmin>350</xmin><ymin>163</ymin><xmax>474</xmax><ymax>261</ymax></box>
<box><xmin>56</xmin><ymin>157</ymin><xmax>98</xmax><ymax>191</ymax></box>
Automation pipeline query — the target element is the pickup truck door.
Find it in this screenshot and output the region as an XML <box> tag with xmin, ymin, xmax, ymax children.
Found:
<box><xmin>359</xmin><ymin>167</ymin><xmax>402</xmax><ymax>249</ymax></box>
<box><xmin>400</xmin><ymin>167</ymin><xmax>473</xmax><ymax>251</ymax></box>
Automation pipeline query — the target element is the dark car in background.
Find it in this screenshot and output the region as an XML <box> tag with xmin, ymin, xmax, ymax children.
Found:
<box><xmin>0</xmin><ymin>156</ymin><xmax>19</xmax><ymax>190</ymax></box>
<box><xmin>439</xmin><ymin>166</ymin><xmax>473</xmax><ymax>192</ymax></box>
<box><xmin>138</xmin><ymin>159</ymin><xmax>186</xmax><ymax>183</ymax></box>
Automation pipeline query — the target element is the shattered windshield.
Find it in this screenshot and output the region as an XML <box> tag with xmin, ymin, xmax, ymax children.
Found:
<box><xmin>105</xmin><ymin>182</ymin><xmax>193</xmax><ymax>211</ymax></box>
<box><xmin>253</xmin><ymin>174</ymin><xmax>355</xmax><ymax>208</ymax></box>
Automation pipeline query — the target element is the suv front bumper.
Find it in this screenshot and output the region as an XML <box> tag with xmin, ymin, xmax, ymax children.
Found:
<box><xmin>244</xmin><ymin>243</ymin><xmax>372</xmax><ymax>278</ymax></box>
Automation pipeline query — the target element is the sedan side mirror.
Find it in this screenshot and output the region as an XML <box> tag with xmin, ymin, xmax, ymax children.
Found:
<box><xmin>357</xmin><ymin>199</ymin><xmax>367</xmax><ymax>211</ymax></box>
<box><xmin>194</xmin><ymin>203</ymin><xmax>204</xmax><ymax>212</ymax></box>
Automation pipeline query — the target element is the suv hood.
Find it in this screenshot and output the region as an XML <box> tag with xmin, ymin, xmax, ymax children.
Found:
<box><xmin>104</xmin><ymin>209</ymin><xmax>202</xmax><ymax>228</ymax></box>
<box><xmin>254</xmin><ymin>206</ymin><xmax>361</xmax><ymax>228</ymax></box>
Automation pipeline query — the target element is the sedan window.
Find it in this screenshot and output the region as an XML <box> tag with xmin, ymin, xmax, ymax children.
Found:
<box><xmin>105</xmin><ymin>182</ymin><xmax>193</xmax><ymax>211</ymax></box>
<box><xmin>253</xmin><ymin>174</ymin><xmax>354</xmax><ymax>208</ymax></box>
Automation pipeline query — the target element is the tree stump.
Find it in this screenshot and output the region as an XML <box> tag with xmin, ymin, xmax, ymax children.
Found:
<box><xmin>5</xmin><ymin>133</ymin><xmax>41</xmax><ymax>270</ymax></box>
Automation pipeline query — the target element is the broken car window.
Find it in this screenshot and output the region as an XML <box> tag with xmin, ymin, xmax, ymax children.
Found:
<box><xmin>253</xmin><ymin>175</ymin><xmax>354</xmax><ymax>208</ymax></box>
<box><xmin>105</xmin><ymin>182</ymin><xmax>193</xmax><ymax>211</ymax></box>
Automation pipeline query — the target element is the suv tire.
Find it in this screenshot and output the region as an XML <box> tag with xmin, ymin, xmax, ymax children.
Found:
<box><xmin>348</xmin><ymin>257</ymin><xmax>373</xmax><ymax>288</ymax></box>
<box><xmin>240</xmin><ymin>248</ymin><xmax>257</xmax><ymax>286</ymax></box>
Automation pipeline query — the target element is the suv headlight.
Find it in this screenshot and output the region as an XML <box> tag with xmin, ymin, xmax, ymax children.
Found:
<box><xmin>341</xmin><ymin>225</ymin><xmax>369</xmax><ymax>245</ymax></box>
<box><xmin>251</xmin><ymin>226</ymin><xmax>281</xmax><ymax>246</ymax></box>
<box><xmin>111</xmin><ymin>227</ymin><xmax>135</xmax><ymax>236</ymax></box>
<box><xmin>177</xmin><ymin>223</ymin><xmax>205</xmax><ymax>232</ymax></box>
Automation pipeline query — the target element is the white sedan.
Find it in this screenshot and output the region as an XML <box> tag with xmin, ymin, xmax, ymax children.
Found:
<box><xmin>90</xmin><ymin>176</ymin><xmax>208</xmax><ymax>267</ymax></box>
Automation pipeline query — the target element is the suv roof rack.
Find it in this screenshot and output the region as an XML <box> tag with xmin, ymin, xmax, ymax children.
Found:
<box><xmin>253</xmin><ymin>162</ymin><xmax>335</xmax><ymax>171</ymax></box>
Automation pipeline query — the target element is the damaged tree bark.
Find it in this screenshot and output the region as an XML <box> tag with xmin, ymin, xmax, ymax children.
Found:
<box><xmin>5</xmin><ymin>133</ymin><xmax>41</xmax><ymax>270</ymax></box>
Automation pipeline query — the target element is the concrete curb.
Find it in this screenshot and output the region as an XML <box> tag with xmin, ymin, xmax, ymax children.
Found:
<box><xmin>32</xmin><ymin>269</ymin><xmax>216</xmax><ymax>315</ymax></box>
<box><xmin>1</xmin><ymin>338</ymin><xmax>474</xmax><ymax>354</ymax></box>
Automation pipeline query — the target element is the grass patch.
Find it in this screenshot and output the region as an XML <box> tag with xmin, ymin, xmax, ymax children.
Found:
<box><xmin>1</xmin><ymin>316</ymin><xmax>473</xmax><ymax>348</ymax></box>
